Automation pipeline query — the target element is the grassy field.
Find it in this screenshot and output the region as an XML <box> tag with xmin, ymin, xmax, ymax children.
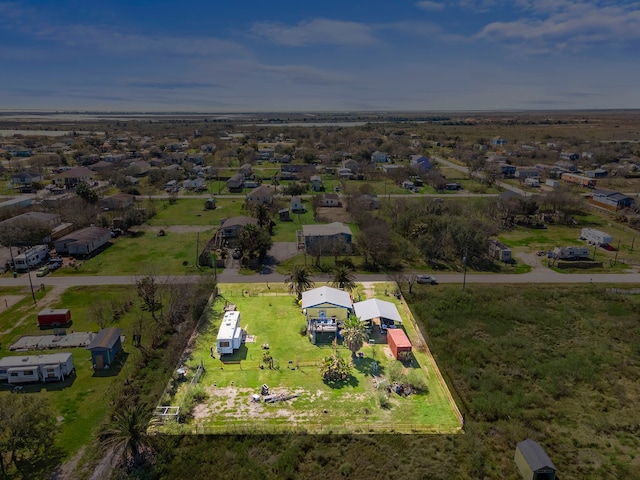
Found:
<box><xmin>53</xmin><ymin>229</ymin><xmax>214</xmax><ymax>276</ymax></box>
<box><xmin>147</xmin><ymin>197</ymin><xmax>247</xmax><ymax>226</ymax></box>
<box><xmin>157</xmin><ymin>282</ymin><xmax>462</xmax><ymax>435</ymax></box>
<box><xmin>0</xmin><ymin>286</ymin><xmax>146</xmax><ymax>460</ymax></box>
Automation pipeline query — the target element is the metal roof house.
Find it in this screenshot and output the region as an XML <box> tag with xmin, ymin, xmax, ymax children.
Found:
<box><xmin>87</xmin><ymin>327</ymin><xmax>123</xmax><ymax>370</ymax></box>
<box><xmin>591</xmin><ymin>189</ymin><xmax>635</xmax><ymax>211</ymax></box>
<box><xmin>514</xmin><ymin>439</ymin><xmax>557</xmax><ymax>480</ymax></box>
<box><xmin>0</xmin><ymin>353</ymin><xmax>74</xmax><ymax>384</ymax></box>
<box><xmin>54</xmin><ymin>226</ymin><xmax>111</xmax><ymax>257</ymax></box>
<box><xmin>301</xmin><ymin>222</ymin><xmax>352</xmax><ymax>254</ymax></box>
<box><xmin>353</xmin><ymin>299</ymin><xmax>402</xmax><ymax>325</ymax></box>
<box><xmin>302</xmin><ymin>287</ymin><xmax>353</xmax><ymax>340</ymax></box>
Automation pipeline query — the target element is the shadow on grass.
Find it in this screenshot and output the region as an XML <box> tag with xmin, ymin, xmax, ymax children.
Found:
<box><xmin>0</xmin><ymin>372</ymin><xmax>77</xmax><ymax>393</ymax></box>
<box><xmin>220</xmin><ymin>344</ymin><xmax>248</xmax><ymax>362</ymax></box>
<box><xmin>92</xmin><ymin>351</ymin><xmax>129</xmax><ymax>378</ymax></box>
<box><xmin>323</xmin><ymin>374</ymin><xmax>359</xmax><ymax>389</ymax></box>
<box><xmin>353</xmin><ymin>357</ymin><xmax>385</xmax><ymax>377</ymax></box>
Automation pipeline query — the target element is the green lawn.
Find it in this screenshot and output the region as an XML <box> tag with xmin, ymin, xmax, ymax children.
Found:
<box><xmin>147</xmin><ymin>198</ymin><xmax>247</xmax><ymax>226</ymax></box>
<box><xmin>157</xmin><ymin>283</ymin><xmax>462</xmax><ymax>435</ymax></box>
<box><xmin>0</xmin><ymin>286</ymin><xmax>147</xmax><ymax>460</ymax></box>
<box><xmin>55</xmin><ymin>230</ymin><xmax>215</xmax><ymax>276</ymax></box>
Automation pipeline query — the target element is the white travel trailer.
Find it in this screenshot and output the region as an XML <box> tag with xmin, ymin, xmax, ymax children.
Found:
<box><xmin>0</xmin><ymin>353</ymin><xmax>74</xmax><ymax>384</ymax></box>
<box><xmin>14</xmin><ymin>245</ymin><xmax>48</xmax><ymax>272</ymax></box>
<box><xmin>580</xmin><ymin>228</ymin><xmax>613</xmax><ymax>246</ymax></box>
<box><xmin>216</xmin><ymin>311</ymin><xmax>243</xmax><ymax>355</ymax></box>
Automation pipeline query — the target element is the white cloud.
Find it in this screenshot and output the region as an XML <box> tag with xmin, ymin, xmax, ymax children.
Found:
<box><xmin>250</xmin><ymin>18</ymin><xmax>377</xmax><ymax>46</ymax></box>
<box><xmin>415</xmin><ymin>1</ymin><xmax>445</xmax><ymax>11</ymax></box>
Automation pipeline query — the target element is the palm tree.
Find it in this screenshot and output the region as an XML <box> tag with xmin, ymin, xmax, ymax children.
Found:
<box><xmin>251</xmin><ymin>203</ymin><xmax>272</xmax><ymax>233</ymax></box>
<box><xmin>285</xmin><ymin>266</ymin><xmax>314</xmax><ymax>300</ymax></box>
<box><xmin>341</xmin><ymin>315</ymin><xmax>369</xmax><ymax>359</ymax></box>
<box><xmin>101</xmin><ymin>403</ymin><xmax>154</xmax><ymax>464</ymax></box>
<box><xmin>330</xmin><ymin>265</ymin><xmax>357</xmax><ymax>292</ymax></box>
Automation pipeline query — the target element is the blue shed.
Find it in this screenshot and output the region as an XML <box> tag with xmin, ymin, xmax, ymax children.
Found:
<box><xmin>87</xmin><ymin>327</ymin><xmax>123</xmax><ymax>370</ymax></box>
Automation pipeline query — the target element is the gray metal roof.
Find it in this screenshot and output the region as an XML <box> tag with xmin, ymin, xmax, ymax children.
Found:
<box><xmin>302</xmin><ymin>222</ymin><xmax>352</xmax><ymax>237</ymax></box>
<box><xmin>301</xmin><ymin>286</ymin><xmax>352</xmax><ymax>309</ymax></box>
<box><xmin>0</xmin><ymin>353</ymin><xmax>73</xmax><ymax>369</ymax></box>
<box><xmin>353</xmin><ymin>299</ymin><xmax>402</xmax><ymax>323</ymax></box>
<box><xmin>516</xmin><ymin>439</ymin><xmax>556</xmax><ymax>472</ymax></box>
<box><xmin>87</xmin><ymin>327</ymin><xmax>123</xmax><ymax>351</ymax></box>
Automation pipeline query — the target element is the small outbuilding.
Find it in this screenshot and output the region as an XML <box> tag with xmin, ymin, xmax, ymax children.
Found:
<box><xmin>387</xmin><ymin>329</ymin><xmax>412</xmax><ymax>361</ymax></box>
<box><xmin>54</xmin><ymin>226</ymin><xmax>111</xmax><ymax>257</ymax></box>
<box><xmin>514</xmin><ymin>439</ymin><xmax>557</xmax><ymax>480</ymax></box>
<box><xmin>37</xmin><ymin>308</ymin><xmax>72</xmax><ymax>328</ymax></box>
<box><xmin>87</xmin><ymin>327</ymin><xmax>123</xmax><ymax>370</ymax></box>
<box><xmin>353</xmin><ymin>298</ymin><xmax>403</xmax><ymax>330</ymax></box>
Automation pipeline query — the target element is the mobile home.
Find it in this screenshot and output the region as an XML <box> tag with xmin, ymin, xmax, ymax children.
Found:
<box><xmin>580</xmin><ymin>228</ymin><xmax>612</xmax><ymax>247</ymax></box>
<box><xmin>0</xmin><ymin>353</ymin><xmax>74</xmax><ymax>384</ymax></box>
<box><xmin>216</xmin><ymin>311</ymin><xmax>243</xmax><ymax>355</ymax></box>
<box><xmin>14</xmin><ymin>245</ymin><xmax>48</xmax><ymax>272</ymax></box>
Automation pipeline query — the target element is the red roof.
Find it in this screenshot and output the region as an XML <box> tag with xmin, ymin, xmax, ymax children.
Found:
<box><xmin>387</xmin><ymin>328</ymin><xmax>411</xmax><ymax>348</ymax></box>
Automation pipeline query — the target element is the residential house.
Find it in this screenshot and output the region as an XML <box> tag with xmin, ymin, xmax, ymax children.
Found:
<box><xmin>52</xmin><ymin>166</ymin><xmax>95</xmax><ymax>188</ymax></box>
<box><xmin>591</xmin><ymin>189</ymin><xmax>635</xmax><ymax>211</ymax></box>
<box><xmin>318</xmin><ymin>193</ymin><xmax>340</xmax><ymax>207</ymax></box>
<box><xmin>200</xmin><ymin>144</ymin><xmax>216</xmax><ymax>153</ymax></box>
<box><xmin>342</xmin><ymin>159</ymin><xmax>359</xmax><ymax>171</ymax></box>
<box><xmin>11</xmin><ymin>171</ymin><xmax>43</xmax><ymax>187</ymax></box>
<box><xmin>239</xmin><ymin>163</ymin><xmax>253</xmax><ymax>177</ymax></box>
<box><xmin>337</xmin><ymin>168</ymin><xmax>353</xmax><ymax>179</ymax></box>
<box><xmin>515</xmin><ymin>168</ymin><xmax>540</xmax><ymax>180</ymax></box>
<box><xmin>246</xmin><ymin>185</ymin><xmax>274</xmax><ymax>205</ymax></box>
<box><xmin>99</xmin><ymin>193</ymin><xmax>136</xmax><ymax>210</ymax></box>
<box><xmin>514</xmin><ymin>439</ymin><xmax>557</xmax><ymax>480</ymax></box>
<box><xmin>301</xmin><ymin>286</ymin><xmax>353</xmax><ymax>338</ymax></box>
<box><xmin>554</xmin><ymin>161</ymin><xmax>578</xmax><ymax>172</ymax></box>
<box><xmin>187</xmin><ymin>154</ymin><xmax>203</xmax><ymax>165</ymax></box>
<box><xmin>54</xmin><ymin>226</ymin><xmax>111</xmax><ymax>257</ymax></box>
<box><xmin>182</xmin><ymin>178</ymin><xmax>206</xmax><ymax>191</ymax></box>
<box><xmin>226</xmin><ymin>173</ymin><xmax>245</xmax><ymax>193</ymax></box>
<box><xmin>584</xmin><ymin>169</ymin><xmax>608</xmax><ymax>178</ymax></box>
<box><xmin>371</xmin><ymin>151</ymin><xmax>390</xmax><ymax>163</ymax></box>
<box><xmin>290</xmin><ymin>196</ymin><xmax>306</xmax><ymax>213</ymax></box>
<box><xmin>126</xmin><ymin>160</ymin><xmax>151</xmax><ymax>177</ymax></box>
<box><xmin>219</xmin><ymin>216</ymin><xmax>258</xmax><ymax>240</ymax></box>
<box><xmin>560</xmin><ymin>152</ymin><xmax>579</xmax><ymax>161</ymax></box>
<box><xmin>410</xmin><ymin>155</ymin><xmax>431</xmax><ymax>171</ymax></box>
<box><xmin>302</xmin><ymin>222</ymin><xmax>352</xmax><ymax>254</ymax></box>
<box><xmin>444</xmin><ymin>182</ymin><xmax>462</xmax><ymax>191</ymax></box>
<box><xmin>310</xmin><ymin>175</ymin><xmax>323</xmax><ymax>191</ymax></box>
<box><xmin>350</xmin><ymin>193</ymin><xmax>379</xmax><ymax>211</ymax></box>
<box><xmin>491</xmin><ymin>136</ymin><xmax>508</xmax><ymax>145</ymax></box>
<box><xmin>89</xmin><ymin>161</ymin><xmax>114</xmax><ymax>174</ymax></box>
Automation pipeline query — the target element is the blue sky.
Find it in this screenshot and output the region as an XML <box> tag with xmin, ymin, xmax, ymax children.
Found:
<box><xmin>1</xmin><ymin>0</ymin><xmax>639</xmax><ymax>112</ymax></box>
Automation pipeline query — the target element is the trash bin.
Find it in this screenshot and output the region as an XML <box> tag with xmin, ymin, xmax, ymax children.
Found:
<box><xmin>13</xmin><ymin>271</ymin><xmax>17</xmax><ymax>278</ymax></box>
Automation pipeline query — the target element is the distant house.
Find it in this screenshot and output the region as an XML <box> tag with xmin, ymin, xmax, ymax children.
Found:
<box><xmin>87</xmin><ymin>327</ymin><xmax>123</xmax><ymax>370</ymax></box>
<box><xmin>302</xmin><ymin>222</ymin><xmax>352</xmax><ymax>254</ymax></box>
<box><xmin>52</xmin><ymin>166</ymin><xmax>95</xmax><ymax>188</ymax></box>
<box><xmin>99</xmin><ymin>193</ymin><xmax>135</xmax><ymax>210</ymax></box>
<box><xmin>371</xmin><ymin>151</ymin><xmax>390</xmax><ymax>163</ymax></box>
<box><xmin>342</xmin><ymin>159</ymin><xmax>359</xmax><ymax>171</ymax></box>
<box><xmin>182</xmin><ymin>178</ymin><xmax>206</xmax><ymax>191</ymax></box>
<box><xmin>318</xmin><ymin>193</ymin><xmax>340</xmax><ymax>207</ymax></box>
<box><xmin>11</xmin><ymin>171</ymin><xmax>43</xmax><ymax>187</ymax></box>
<box><xmin>584</xmin><ymin>169</ymin><xmax>608</xmax><ymax>178</ymax></box>
<box><xmin>410</xmin><ymin>155</ymin><xmax>431</xmax><ymax>171</ymax></box>
<box><xmin>491</xmin><ymin>136</ymin><xmax>508</xmax><ymax>145</ymax></box>
<box><xmin>337</xmin><ymin>168</ymin><xmax>353</xmax><ymax>179</ymax></box>
<box><xmin>514</xmin><ymin>439</ymin><xmax>557</xmax><ymax>480</ymax></box>
<box><xmin>591</xmin><ymin>189</ymin><xmax>635</xmax><ymax>211</ymax></box>
<box><xmin>560</xmin><ymin>152</ymin><xmax>579</xmax><ymax>161</ymax></box>
<box><xmin>0</xmin><ymin>211</ymin><xmax>61</xmax><ymax>230</ymax></box>
<box><xmin>290</xmin><ymin>196</ymin><xmax>306</xmax><ymax>213</ymax></box>
<box><xmin>515</xmin><ymin>168</ymin><xmax>540</xmax><ymax>179</ymax></box>
<box><xmin>554</xmin><ymin>160</ymin><xmax>578</xmax><ymax>172</ymax></box>
<box><xmin>127</xmin><ymin>160</ymin><xmax>151</xmax><ymax>177</ymax></box>
<box><xmin>310</xmin><ymin>175</ymin><xmax>323</xmax><ymax>191</ymax></box>
<box><xmin>246</xmin><ymin>185</ymin><xmax>274</xmax><ymax>205</ymax></box>
<box><xmin>90</xmin><ymin>160</ymin><xmax>114</xmax><ymax>174</ymax></box>
<box><xmin>54</xmin><ymin>226</ymin><xmax>111</xmax><ymax>257</ymax></box>
<box><xmin>239</xmin><ymin>163</ymin><xmax>253</xmax><ymax>176</ymax></box>
<box><xmin>226</xmin><ymin>173</ymin><xmax>245</xmax><ymax>193</ymax></box>
<box><xmin>187</xmin><ymin>154</ymin><xmax>203</xmax><ymax>165</ymax></box>
<box><xmin>219</xmin><ymin>216</ymin><xmax>258</xmax><ymax>240</ymax></box>
<box><xmin>444</xmin><ymin>182</ymin><xmax>462</xmax><ymax>191</ymax></box>
<box><xmin>351</xmin><ymin>193</ymin><xmax>379</xmax><ymax>210</ymax></box>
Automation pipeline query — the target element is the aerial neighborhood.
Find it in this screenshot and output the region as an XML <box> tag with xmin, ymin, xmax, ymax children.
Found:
<box><xmin>0</xmin><ymin>111</ymin><xmax>639</xmax><ymax>479</ymax></box>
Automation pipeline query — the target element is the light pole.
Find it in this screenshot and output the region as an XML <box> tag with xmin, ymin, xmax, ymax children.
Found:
<box><xmin>462</xmin><ymin>251</ymin><xmax>468</xmax><ymax>291</ymax></box>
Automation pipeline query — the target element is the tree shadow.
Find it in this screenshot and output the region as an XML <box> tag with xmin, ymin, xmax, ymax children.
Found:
<box><xmin>16</xmin><ymin>442</ymin><xmax>66</xmax><ymax>480</ymax></box>
<box><xmin>323</xmin><ymin>374</ymin><xmax>359</xmax><ymax>389</ymax></box>
<box><xmin>353</xmin><ymin>357</ymin><xmax>385</xmax><ymax>377</ymax></box>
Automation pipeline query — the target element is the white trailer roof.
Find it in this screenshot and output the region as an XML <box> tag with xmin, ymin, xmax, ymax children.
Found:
<box><xmin>0</xmin><ymin>353</ymin><xmax>73</xmax><ymax>369</ymax></box>
<box><xmin>217</xmin><ymin>311</ymin><xmax>241</xmax><ymax>341</ymax></box>
<box><xmin>353</xmin><ymin>299</ymin><xmax>402</xmax><ymax>323</ymax></box>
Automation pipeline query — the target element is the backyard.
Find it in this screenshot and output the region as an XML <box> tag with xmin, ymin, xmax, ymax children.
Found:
<box><xmin>156</xmin><ymin>282</ymin><xmax>462</xmax><ymax>435</ymax></box>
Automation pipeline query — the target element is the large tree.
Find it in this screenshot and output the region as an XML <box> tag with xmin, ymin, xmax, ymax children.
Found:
<box><xmin>236</xmin><ymin>224</ymin><xmax>273</xmax><ymax>261</ymax></box>
<box><xmin>101</xmin><ymin>403</ymin><xmax>154</xmax><ymax>466</ymax></box>
<box><xmin>285</xmin><ymin>266</ymin><xmax>314</xmax><ymax>300</ymax></box>
<box><xmin>330</xmin><ymin>265</ymin><xmax>357</xmax><ymax>292</ymax></box>
<box><xmin>0</xmin><ymin>219</ymin><xmax>52</xmax><ymax>248</ymax></box>
<box><xmin>340</xmin><ymin>315</ymin><xmax>369</xmax><ymax>359</ymax></box>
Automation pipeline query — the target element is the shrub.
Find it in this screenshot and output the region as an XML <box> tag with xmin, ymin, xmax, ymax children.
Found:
<box><xmin>386</xmin><ymin>360</ymin><xmax>406</xmax><ymax>383</ymax></box>
<box><xmin>406</xmin><ymin>370</ymin><xmax>428</xmax><ymax>393</ymax></box>
<box><xmin>376</xmin><ymin>391</ymin><xmax>391</xmax><ymax>409</ymax></box>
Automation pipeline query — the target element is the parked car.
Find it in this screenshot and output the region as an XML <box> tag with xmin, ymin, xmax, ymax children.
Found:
<box><xmin>36</xmin><ymin>266</ymin><xmax>50</xmax><ymax>277</ymax></box>
<box><xmin>231</xmin><ymin>248</ymin><xmax>242</xmax><ymax>259</ymax></box>
<box><xmin>416</xmin><ymin>274</ymin><xmax>437</xmax><ymax>285</ymax></box>
<box><xmin>45</xmin><ymin>262</ymin><xmax>59</xmax><ymax>271</ymax></box>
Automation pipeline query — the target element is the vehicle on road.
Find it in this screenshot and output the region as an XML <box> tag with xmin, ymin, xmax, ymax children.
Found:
<box><xmin>231</xmin><ymin>248</ymin><xmax>242</xmax><ymax>259</ymax></box>
<box><xmin>45</xmin><ymin>262</ymin><xmax>59</xmax><ymax>271</ymax></box>
<box><xmin>36</xmin><ymin>266</ymin><xmax>50</xmax><ymax>277</ymax></box>
<box><xmin>416</xmin><ymin>274</ymin><xmax>437</xmax><ymax>285</ymax></box>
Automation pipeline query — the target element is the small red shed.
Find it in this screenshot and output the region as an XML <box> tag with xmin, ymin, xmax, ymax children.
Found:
<box><xmin>38</xmin><ymin>308</ymin><xmax>71</xmax><ymax>327</ymax></box>
<box><xmin>387</xmin><ymin>328</ymin><xmax>412</xmax><ymax>360</ymax></box>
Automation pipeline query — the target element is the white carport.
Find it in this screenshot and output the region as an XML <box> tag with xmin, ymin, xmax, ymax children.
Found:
<box><xmin>353</xmin><ymin>299</ymin><xmax>403</xmax><ymax>324</ymax></box>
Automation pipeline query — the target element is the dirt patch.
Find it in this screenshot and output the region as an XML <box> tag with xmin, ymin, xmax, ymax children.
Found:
<box><xmin>130</xmin><ymin>225</ymin><xmax>213</xmax><ymax>234</ymax></box>
<box><xmin>0</xmin><ymin>295</ymin><xmax>23</xmax><ymax>311</ymax></box>
<box><xmin>315</xmin><ymin>206</ymin><xmax>352</xmax><ymax>223</ymax></box>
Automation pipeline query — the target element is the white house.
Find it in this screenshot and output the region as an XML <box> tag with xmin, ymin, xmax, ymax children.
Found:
<box><xmin>371</xmin><ymin>151</ymin><xmax>390</xmax><ymax>163</ymax></box>
<box><xmin>302</xmin><ymin>286</ymin><xmax>353</xmax><ymax>337</ymax></box>
<box><xmin>216</xmin><ymin>311</ymin><xmax>243</xmax><ymax>355</ymax></box>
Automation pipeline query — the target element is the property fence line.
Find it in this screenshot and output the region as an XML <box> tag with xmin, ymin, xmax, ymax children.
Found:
<box><xmin>187</xmin><ymin>422</ymin><xmax>461</xmax><ymax>435</ymax></box>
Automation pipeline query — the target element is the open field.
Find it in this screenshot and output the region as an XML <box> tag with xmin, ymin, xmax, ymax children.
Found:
<box><xmin>147</xmin><ymin>197</ymin><xmax>246</xmax><ymax>226</ymax></box>
<box><xmin>157</xmin><ymin>283</ymin><xmax>462</xmax><ymax>435</ymax></box>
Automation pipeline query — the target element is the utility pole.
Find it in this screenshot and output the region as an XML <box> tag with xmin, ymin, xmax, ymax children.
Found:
<box><xmin>613</xmin><ymin>239</ymin><xmax>621</xmax><ymax>265</ymax></box>
<box><xmin>462</xmin><ymin>249</ymin><xmax>468</xmax><ymax>291</ymax></box>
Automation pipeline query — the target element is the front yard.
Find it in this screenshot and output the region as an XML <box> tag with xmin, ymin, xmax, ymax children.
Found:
<box><xmin>155</xmin><ymin>283</ymin><xmax>462</xmax><ymax>435</ymax></box>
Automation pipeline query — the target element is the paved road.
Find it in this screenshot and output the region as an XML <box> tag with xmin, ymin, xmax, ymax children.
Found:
<box><xmin>2</xmin><ymin>269</ymin><xmax>638</xmax><ymax>288</ymax></box>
